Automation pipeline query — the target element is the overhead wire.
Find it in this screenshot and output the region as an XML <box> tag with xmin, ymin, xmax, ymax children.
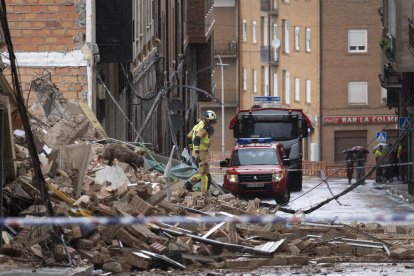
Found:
<box><xmin>120</xmin><ymin>63</ymin><xmax>158</xmax><ymax>102</ymax></box>
<box><xmin>95</xmin><ymin>68</ymin><xmax>144</xmax><ymax>143</ymax></box>
<box><xmin>276</xmin><ymin>94</ymin><xmax>414</xmax><ymax>215</ymax></box>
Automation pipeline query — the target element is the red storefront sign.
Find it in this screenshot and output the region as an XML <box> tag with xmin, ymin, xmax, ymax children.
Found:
<box><xmin>323</xmin><ymin>115</ymin><xmax>398</xmax><ymax>125</ymax></box>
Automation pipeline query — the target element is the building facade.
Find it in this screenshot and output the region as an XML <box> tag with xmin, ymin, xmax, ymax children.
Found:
<box><xmin>380</xmin><ymin>0</ymin><xmax>414</xmax><ymax>193</ymax></box>
<box><xmin>276</xmin><ymin>0</ymin><xmax>320</xmax><ymax>161</ymax></box>
<box><xmin>206</xmin><ymin>0</ymin><xmax>239</xmax><ymax>154</ymax></box>
<box><xmin>3</xmin><ymin>0</ymin><xmax>88</xmax><ymax>107</ymax></box>
<box><xmin>3</xmin><ymin>0</ymin><xmax>215</xmax><ymax>156</ymax></box>
<box><xmin>320</xmin><ymin>0</ymin><xmax>396</xmax><ymax>165</ymax></box>
<box><xmin>235</xmin><ymin>0</ymin><xmax>320</xmax><ymax>161</ymax></box>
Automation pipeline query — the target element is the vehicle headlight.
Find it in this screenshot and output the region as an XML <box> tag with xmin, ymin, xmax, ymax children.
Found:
<box><xmin>272</xmin><ymin>172</ymin><xmax>283</xmax><ymax>182</ymax></box>
<box><xmin>226</xmin><ymin>174</ymin><xmax>238</xmax><ymax>183</ymax></box>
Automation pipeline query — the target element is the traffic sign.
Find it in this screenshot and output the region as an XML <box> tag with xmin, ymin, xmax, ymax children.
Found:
<box><xmin>376</xmin><ymin>131</ymin><xmax>386</xmax><ymax>143</ymax></box>
<box><xmin>253</xmin><ymin>96</ymin><xmax>281</xmax><ymax>102</ymax></box>
<box><xmin>399</xmin><ymin>117</ymin><xmax>414</xmax><ymax>131</ymax></box>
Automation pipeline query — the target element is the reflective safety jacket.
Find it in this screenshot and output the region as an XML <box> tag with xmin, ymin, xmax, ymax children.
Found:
<box><xmin>188</xmin><ymin>120</ymin><xmax>211</xmax><ymax>152</ymax></box>
<box><xmin>374</xmin><ymin>149</ymin><xmax>384</xmax><ymax>158</ymax></box>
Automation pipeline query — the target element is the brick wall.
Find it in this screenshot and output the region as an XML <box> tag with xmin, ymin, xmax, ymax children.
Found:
<box><xmin>3</xmin><ymin>0</ymin><xmax>87</xmax><ymax>101</ymax></box>
<box><xmin>18</xmin><ymin>67</ymin><xmax>88</xmax><ymax>103</ymax></box>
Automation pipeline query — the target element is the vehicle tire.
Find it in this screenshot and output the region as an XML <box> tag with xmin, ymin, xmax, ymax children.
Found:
<box><xmin>289</xmin><ymin>171</ymin><xmax>303</xmax><ymax>192</ymax></box>
<box><xmin>275</xmin><ymin>187</ymin><xmax>290</xmax><ymax>205</ymax></box>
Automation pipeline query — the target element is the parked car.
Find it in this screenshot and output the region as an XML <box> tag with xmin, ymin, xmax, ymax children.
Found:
<box><xmin>220</xmin><ymin>138</ymin><xmax>291</xmax><ymax>205</ymax></box>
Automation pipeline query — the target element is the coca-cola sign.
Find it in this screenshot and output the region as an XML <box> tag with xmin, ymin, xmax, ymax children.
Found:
<box><xmin>323</xmin><ymin>115</ymin><xmax>398</xmax><ymax>125</ymax></box>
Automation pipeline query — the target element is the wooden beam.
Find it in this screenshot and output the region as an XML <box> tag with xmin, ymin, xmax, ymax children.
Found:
<box><xmin>0</xmin><ymin>96</ymin><xmax>17</xmax><ymax>182</ymax></box>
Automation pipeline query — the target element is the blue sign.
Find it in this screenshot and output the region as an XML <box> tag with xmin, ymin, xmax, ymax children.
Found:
<box><xmin>376</xmin><ymin>132</ymin><xmax>386</xmax><ymax>143</ymax></box>
<box><xmin>253</xmin><ymin>96</ymin><xmax>281</xmax><ymax>102</ymax></box>
<box><xmin>399</xmin><ymin>117</ymin><xmax>414</xmax><ymax>131</ymax></box>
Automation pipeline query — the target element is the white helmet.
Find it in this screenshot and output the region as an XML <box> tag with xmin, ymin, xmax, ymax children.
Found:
<box><xmin>202</xmin><ymin>110</ymin><xmax>217</xmax><ymax>124</ymax></box>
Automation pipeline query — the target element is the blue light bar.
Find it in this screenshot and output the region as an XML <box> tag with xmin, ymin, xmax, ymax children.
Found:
<box><xmin>237</xmin><ymin>137</ymin><xmax>273</xmax><ymax>144</ymax></box>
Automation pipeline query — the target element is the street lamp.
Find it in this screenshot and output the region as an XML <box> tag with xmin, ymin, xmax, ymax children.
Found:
<box><xmin>196</xmin><ymin>59</ymin><xmax>229</xmax><ymax>154</ymax></box>
<box><xmin>216</xmin><ymin>55</ymin><xmax>229</xmax><ymax>154</ymax></box>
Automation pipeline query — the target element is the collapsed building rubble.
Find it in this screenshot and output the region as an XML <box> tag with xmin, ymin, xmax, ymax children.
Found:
<box><xmin>1</xmin><ymin>95</ymin><xmax>414</xmax><ymax>274</ymax></box>
<box><xmin>1</xmin><ymin>45</ymin><xmax>414</xmax><ymax>276</ymax></box>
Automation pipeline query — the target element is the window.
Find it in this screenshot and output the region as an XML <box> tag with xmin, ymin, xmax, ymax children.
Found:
<box><xmin>294</xmin><ymin>27</ymin><xmax>300</xmax><ymax>51</ymax></box>
<box><xmin>135</xmin><ymin>0</ymin><xmax>144</xmax><ymax>40</ymax></box>
<box><xmin>272</xmin><ymin>23</ymin><xmax>278</xmax><ymax>41</ymax></box>
<box><xmin>284</xmin><ymin>20</ymin><xmax>290</xmax><ymax>53</ymax></box>
<box><xmin>305</xmin><ymin>28</ymin><xmax>311</xmax><ymax>52</ymax></box>
<box><xmin>306</xmin><ymin>79</ymin><xmax>311</xmax><ymax>104</ymax></box>
<box><xmin>273</xmin><ymin>73</ymin><xmax>278</xmax><ymax>96</ymax></box>
<box><xmin>348</xmin><ymin>81</ymin><xmax>368</xmax><ymax>105</ymax></box>
<box><xmin>263</xmin><ymin>66</ymin><xmax>269</xmax><ymax>96</ymax></box>
<box><xmin>232</xmin><ymin>148</ymin><xmax>280</xmax><ymax>166</ymax></box>
<box><xmin>252</xmin><ymin>69</ymin><xmax>257</xmax><ymax>93</ymax></box>
<box><xmin>262</xmin><ymin>16</ymin><xmax>268</xmax><ymax>46</ymax></box>
<box><xmin>294</xmin><ymin>77</ymin><xmax>300</xmax><ymax>101</ymax></box>
<box><xmin>243</xmin><ymin>68</ymin><xmax>247</xmax><ymax>91</ymax></box>
<box><xmin>348</xmin><ymin>29</ymin><xmax>367</xmax><ymax>53</ymax></box>
<box><xmin>146</xmin><ymin>0</ymin><xmax>153</xmax><ymax>34</ymax></box>
<box><xmin>242</xmin><ymin>19</ymin><xmax>247</xmax><ymax>41</ymax></box>
<box><xmin>284</xmin><ymin>70</ymin><xmax>290</xmax><ymax>104</ymax></box>
<box><xmin>252</xmin><ymin>20</ymin><xmax>257</xmax><ymax>43</ymax></box>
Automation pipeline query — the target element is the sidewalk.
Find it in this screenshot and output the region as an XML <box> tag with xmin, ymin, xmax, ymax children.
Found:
<box><xmin>372</xmin><ymin>179</ymin><xmax>414</xmax><ymax>204</ymax></box>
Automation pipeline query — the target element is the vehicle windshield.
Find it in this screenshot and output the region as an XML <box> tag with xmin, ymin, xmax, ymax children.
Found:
<box><xmin>240</xmin><ymin>121</ymin><xmax>299</xmax><ymax>141</ymax></box>
<box><xmin>256</xmin><ymin>122</ymin><xmax>298</xmax><ymax>140</ymax></box>
<box><xmin>231</xmin><ymin>148</ymin><xmax>280</xmax><ymax>166</ymax></box>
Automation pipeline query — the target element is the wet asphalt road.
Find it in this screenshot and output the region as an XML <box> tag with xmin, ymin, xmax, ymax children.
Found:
<box><xmin>212</xmin><ymin>173</ymin><xmax>414</xmax><ymax>225</ymax></box>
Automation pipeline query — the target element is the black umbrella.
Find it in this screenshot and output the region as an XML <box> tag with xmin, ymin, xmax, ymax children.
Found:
<box><xmin>342</xmin><ymin>146</ymin><xmax>369</xmax><ymax>154</ymax></box>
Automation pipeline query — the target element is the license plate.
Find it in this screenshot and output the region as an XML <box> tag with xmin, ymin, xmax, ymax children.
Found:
<box><xmin>246</xmin><ymin>183</ymin><xmax>264</xmax><ymax>188</ymax></box>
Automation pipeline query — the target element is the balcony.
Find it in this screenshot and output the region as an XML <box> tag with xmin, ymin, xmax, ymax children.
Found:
<box><xmin>260</xmin><ymin>46</ymin><xmax>279</xmax><ymax>65</ymax></box>
<box><xmin>379</xmin><ymin>63</ymin><xmax>402</xmax><ymax>108</ymax></box>
<box><xmin>214</xmin><ymin>40</ymin><xmax>238</xmax><ymax>56</ymax></box>
<box><xmin>409</xmin><ymin>19</ymin><xmax>414</xmax><ymax>55</ymax></box>
<box><xmin>200</xmin><ymin>88</ymin><xmax>238</xmax><ymax>107</ymax></box>
<box><xmin>379</xmin><ymin>33</ymin><xmax>396</xmax><ymax>62</ymax></box>
<box><xmin>260</xmin><ymin>0</ymin><xmax>279</xmax><ymax>15</ymax></box>
<box><xmin>187</xmin><ymin>0</ymin><xmax>215</xmax><ymax>43</ymax></box>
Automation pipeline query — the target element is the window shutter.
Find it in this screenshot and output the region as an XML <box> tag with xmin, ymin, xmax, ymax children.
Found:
<box><xmin>348</xmin><ymin>82</ymin><xmax>368</xmax><ymax>104</ymax></box>
<box><xmin>284</xmin><ymin>20</ymin><xmax>290</xmax><ymax>53</ymax></box>
<box><xmin>285</xmin><ymin>71</ymin><xmax>290</xmax><ymax>104</ymax></box>
<box><xmin>294</xmin><ymin>77</ymin><xmax>300</xmax><ymax>101</ymax></box>
<box><xmin>349</xmin><ymin>30</ymin><xmax>366</xmax><ymax>46</ymax></box>
<box><xmin>273</xmin><ymin>73</ymin><xmax>278</xmax><ymax>96</ymax></box>
<box><xmin>306</xmin><ymin>79</ymin><xmax>311</xmax><ymax>103</ymax></box>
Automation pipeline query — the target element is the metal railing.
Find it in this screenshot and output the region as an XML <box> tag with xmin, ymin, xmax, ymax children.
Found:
<box><xmin>260</xmin><ymin>46</ymin><xmax>279</xmax><ymax>65</ymax></box>
<box><xmin>214</xmin><ymin>40</ymin><xmax>238</xmax><ymax>56</ymax></box>
<box><xmin>260</xmin><ymin>0</ymin><xmax>279</xmax><ymax>14</ymax></box>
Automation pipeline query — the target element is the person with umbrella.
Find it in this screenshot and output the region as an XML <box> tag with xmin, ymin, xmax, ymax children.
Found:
<box><xmin>344</xmin><ymin>151</ymin><xmax>355</xmax><ymax>184</ymax></box>
<box><xmin>352</xmin><ymin>146</ymin><xmax>369</xmax><ymax>184</ymax></box>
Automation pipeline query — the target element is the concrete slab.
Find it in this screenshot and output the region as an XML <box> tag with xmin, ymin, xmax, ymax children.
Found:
<box><xmin>0</xmin><ymin>265</ymin><xmax>93</xmax><ymax>276</ymax></box>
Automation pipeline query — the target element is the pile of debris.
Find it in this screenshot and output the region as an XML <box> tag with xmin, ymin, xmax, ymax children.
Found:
<box><xmin>1</xmin><ymin>75</ymin><xmax>414</xmax><ymax>275</ymax></box>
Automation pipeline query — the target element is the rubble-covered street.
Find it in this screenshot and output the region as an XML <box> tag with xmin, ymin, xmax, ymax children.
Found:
<box><xmin>1</xmin><ymin>79</ymin><xmax>414</xmax><ymax>275</ymax></box>
<box><xmin>1</xmin><ymin>1</ymin><xmax>414</xmax><ymax>275</ymax></box>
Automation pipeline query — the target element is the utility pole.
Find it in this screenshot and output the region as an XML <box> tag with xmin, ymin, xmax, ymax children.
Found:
<box><xmin>217</xmin><ymin>55</ymin><xmax>227</xmax><ymax>154</ymax></box>
<box><xmin>0</xmin><ymin>105</ymin><xmax>3</xmax><ymax>248</ymax></box>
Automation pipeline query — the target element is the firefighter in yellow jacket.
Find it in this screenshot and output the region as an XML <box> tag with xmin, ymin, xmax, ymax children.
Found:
<box><xmin>184</xmin><ymin>110</ymin><xmax>217</xmax><ymax>193</ymax></box>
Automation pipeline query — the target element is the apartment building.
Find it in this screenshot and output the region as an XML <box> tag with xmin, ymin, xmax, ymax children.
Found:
<box><xmin>94</xmin><ymin>0</ymin><xmax>215</xmax><ymax>153</ymax></box>
<box><xmin>3</xmin><ymin>0</ymin><xmax>88</xmax><ymax>108</ymax></box>
<box><xmin>320</xmin><ymin>0</ymin><xmax>395</xmax><ymax>165</ymax></box>
<box><xmin>3</xmin><ymin>0</ymin><xmax>215</xmax><ymax>155</ymax></box>
<box><xmin>237</xmin><ymin>0</ymin><xmax>320</xmax><ymax>160</ymax></box>
<box><xmin>380</xmin><ymin>0</ymin><xmax>414</xmax><ymax>193</ymax></box>
<box><xmin>207</xmin><ymin>0</ymin><xmax>239</xmax><ymax>153</ymax></box>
